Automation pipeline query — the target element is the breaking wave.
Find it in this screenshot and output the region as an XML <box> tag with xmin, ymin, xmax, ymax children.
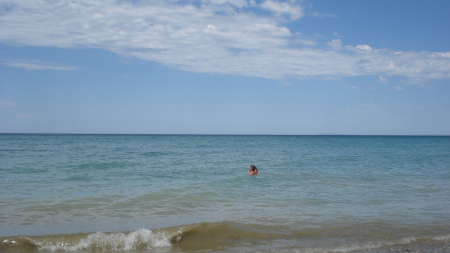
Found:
<box><xmin>2</xmin><ymin>222</ymin><xmax>450</xmax><ymax>252</ymax></box>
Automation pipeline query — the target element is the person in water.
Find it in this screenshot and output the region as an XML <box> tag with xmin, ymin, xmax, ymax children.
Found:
<box><xmin>248</xmin><ymin>165</ymin><xmax>260</xmax><ymax>175</ymax></box>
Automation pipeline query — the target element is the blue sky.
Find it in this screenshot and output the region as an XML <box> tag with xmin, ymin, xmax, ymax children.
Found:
<box><xmin>1</xmin><ymin>0</ymin><xmax>449</xmax><ymax>135</ymax></box>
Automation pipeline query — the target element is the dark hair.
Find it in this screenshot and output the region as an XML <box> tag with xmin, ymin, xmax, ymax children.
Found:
<box><xmin>250</xmin><ymin>165</ymin><xmax>257</xmax><ymax>171</ymax></box>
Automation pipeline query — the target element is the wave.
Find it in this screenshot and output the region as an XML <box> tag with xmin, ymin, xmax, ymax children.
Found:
<box><xmin>1</xmin><ymin>228</ymin><xmax>174</xmax><ymax>252</ymax></box>
<box><xmin>0</xmin><ymin>222</ymin><xmax>281</xmax><ymax>252</ymax></box>
<box><xmin>2</xmin><ymin>222</ymin><xmax>450</xmax><ymax>252</ymax></box>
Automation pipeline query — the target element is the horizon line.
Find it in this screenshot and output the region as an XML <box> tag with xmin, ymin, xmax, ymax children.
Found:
<box><xmin>1</xmin><ymin>133</ymin><xmax>449</xmax><ymax>137</ymax></box>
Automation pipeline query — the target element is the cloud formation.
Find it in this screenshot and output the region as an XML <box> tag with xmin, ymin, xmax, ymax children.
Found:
<box><xmin>260</xmin><ymin>0</ymin><xmax>304</xmax><ymax>20</ymax></box>
<box><xmin>1</xmin><ymin>58</ymin><xmax>78</xmax><ymax>70</ymax></box>
<box><xmin>1</xmin><ymin>0</ymin><xmax>449</xmax><ymax>80</ymax></box>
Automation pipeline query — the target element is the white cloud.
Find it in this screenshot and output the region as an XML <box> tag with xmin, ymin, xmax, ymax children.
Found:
<box><xmin>378</xmin><ymin>75</ymin><xmax>387</xmax><ymax>83</ymax></box>
<box><xmin>260</xmin><ymin>0</ymin><xmax>304</xmax><ymax>20</ymax></box>
<box><xmin>1</xmin><ymin>58</ymin><xmax>78</xmax><ymax>70</ymax></box>
<box><xmin>431</xmin><ymin>52</ymin><xmax>450</xmax><ymax>58</ymax></box>
<box><xmin>202</xmin><ymin>0</ymin><xmax>253</xmax><ymax>8</ymax></box>
<box><xmin>327</xmin><ymin>39</ymin><xmax>343</xmax><ymax>51</ymax></box>
<box><xmin>0</xmin><ymin>0</ymin><xmax>449</xmax><ymax>81</ymax></box>
<box><xmin>355</xmin><ymin>45</ymin><xmax>373</xmax><ymax>52</ymax></box>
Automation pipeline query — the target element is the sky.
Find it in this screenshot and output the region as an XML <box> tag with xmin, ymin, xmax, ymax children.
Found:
<box><xmin>1</xmin><ymin>0</ymin><xmax>449</xmax><ymax>135</ymax></box>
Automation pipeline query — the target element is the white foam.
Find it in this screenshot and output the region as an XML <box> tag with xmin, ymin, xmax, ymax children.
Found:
<box><xmin>432</xmin><ymin>234</ymin><xmax>450</xmax><ymax>242</ymax></box>
<box><xmin>39</xmin><ymin>228</ymin><xmax>171</xmax><ymax>251</ymax></box>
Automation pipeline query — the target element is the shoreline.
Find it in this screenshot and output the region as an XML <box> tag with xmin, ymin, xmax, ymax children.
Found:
<box><xmin>348</xmin><ymin>241</ymin><xmax>450</xmax><ymax>253</ymax></box>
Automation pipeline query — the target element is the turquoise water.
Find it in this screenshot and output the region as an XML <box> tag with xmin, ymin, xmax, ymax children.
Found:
<box><xmin>1</xmin><ymin>134</ymin><xmax>449</xmax><ymax>252</ymax></box>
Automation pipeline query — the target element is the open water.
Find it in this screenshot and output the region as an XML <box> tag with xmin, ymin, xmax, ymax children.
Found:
<box><xmin>1</xmin><ymin>134</ymin><xmax>449</xmax><ymax>252</ymax></box>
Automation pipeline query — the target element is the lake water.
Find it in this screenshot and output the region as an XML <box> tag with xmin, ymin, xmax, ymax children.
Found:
<box><xmin>1</xmin><ymin>134</ymin><xmax>449</xmax><ymax>252</ymax></box>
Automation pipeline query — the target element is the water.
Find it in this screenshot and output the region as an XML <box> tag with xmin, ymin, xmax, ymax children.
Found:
<box><xmin>1</xmin><ymin>134</ymin><xmax>449</xmax><ymax>252</ymax></box>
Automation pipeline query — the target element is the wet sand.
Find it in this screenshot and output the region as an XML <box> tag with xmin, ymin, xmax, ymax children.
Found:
<box><xmin>348</xmin><ymin>241</ymin><xmax>450</xmax><ymax>253</ymax></box>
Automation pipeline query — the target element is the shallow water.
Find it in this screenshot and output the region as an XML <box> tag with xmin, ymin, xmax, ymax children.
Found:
<box><xmin>1</xmin><ymin>134</ymin><xmax>449</xmax><ymax>252</ymax></box>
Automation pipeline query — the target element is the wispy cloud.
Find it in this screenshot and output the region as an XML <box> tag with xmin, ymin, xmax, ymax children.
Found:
<box><xmin>260</xmin><ymin>0</ymin><xmax>304</xmax><ymax>20</ymax></box>
<box><xmin>1</xmin><ymin>58</ymin><xmax>78</xmax><ymax>70</ymax></box>
<box><xmin>0</xmin><ymin>0</ymin><xmax>449</xmax><ymax>80</ymax></box>
<box><xmin>312</xmin><ymin>12</ymin><xmax>337</xmax><ymax>18</ymax></box>
<box><xmin>0</xmin><ymin>101</ymin><xmax>16</xmax><ymax>107</ymax></box>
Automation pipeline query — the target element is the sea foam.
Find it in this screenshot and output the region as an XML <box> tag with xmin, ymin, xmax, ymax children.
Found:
<box><xmin>38</xmin><ymin>229</ymin><xmax>171</xmax><ymax>251</ymax></box>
